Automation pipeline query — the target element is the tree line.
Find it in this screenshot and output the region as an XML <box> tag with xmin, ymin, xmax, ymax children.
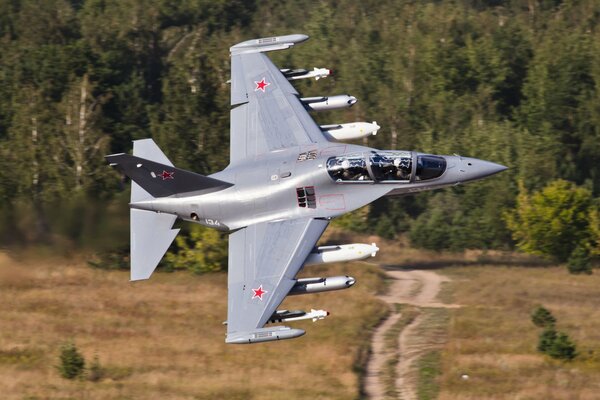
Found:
<box><xmin>0</xmin><ymin>0</ymin><xmax>598</xmax><ymax>267</ymax></box>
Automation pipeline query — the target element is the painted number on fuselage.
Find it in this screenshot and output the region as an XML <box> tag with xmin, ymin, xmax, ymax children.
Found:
<box><xmin>205</xmin><ymin>218</ymin><xmax>221</xmax><ymax>226</ymax></box>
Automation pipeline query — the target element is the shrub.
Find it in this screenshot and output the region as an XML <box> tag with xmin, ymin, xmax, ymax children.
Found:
<box><xmin>505</xmin><ymin>180</ymin><xmax>593</xmax><ymax>262</ymax></box>
<box><xmin>547</xmin><ymin>332</ymin><xmax>577</xmax><ymax>361</ymax></box>
<box><xmin>57</xmin><ymin>342</ymin><xmax>85</xmax><ymax>379</ymax></box>
<box><xmin>567</xmin><ymin>245</ymin><xmax>592</xmax><ymax>275</ymax></box>
<box><xmin>537</xmin><ymin>328</ymin><xmax>557</xmax><ymax>353</ymax></box>
<box><xmin>537</xmin><ymin>328</ymin><xmax>577</xmax><ymax>361</ymax></box>
<box><xmin>375</xmin><ymin>217</ymin><xmax>396</xmax><ymax>239</ymax></box>
<box><xmin>164</xmin><ymin>224</ymin><xmax>227</xmax><ymax>274</ymax></box>
<box><xmin>88</xmin><ymin>355</ymin><xmax>104</xmax><ymax>382</ymax></box>
<box><xmin>531</xmin><ymin>306</ymin><xmax>556</xmax><ymax>328</ymax></box>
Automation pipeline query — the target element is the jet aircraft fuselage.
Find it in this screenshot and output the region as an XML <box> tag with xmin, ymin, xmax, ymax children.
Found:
<box><xmin>131</xmin><ymin>143</ymin><xmax>506</xmax><ymax>232</ymax></box>
<box><xmin>107</xmin><ymin>33</ymin><xmax>507</xmax><ymax>343</ymax></box>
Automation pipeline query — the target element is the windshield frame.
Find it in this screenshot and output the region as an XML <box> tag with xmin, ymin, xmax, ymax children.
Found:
<box><xmin>326</xmin><ymin>151</ymin><xmax>417</xmax><ymax>183</ymax></box>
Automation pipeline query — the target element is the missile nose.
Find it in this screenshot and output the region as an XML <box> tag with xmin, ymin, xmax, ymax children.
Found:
<box><xmin>371</xmin><ymin>242</ymin><xmax>379</xmax><ymax>257</ymax></box>
<box><xmin>372</xmin><ymin>121</ymin><xmax>380</xmax><ymax>135</ymax></box>
<box><xmin>346</xmin><ymin>276</ymin><xmax>356</xmax><ymax>287</ymax></box>
<box><xmin>347</xmin><ymin>96</ymin><xmax>357</xmax><ymax>106</ymax></box>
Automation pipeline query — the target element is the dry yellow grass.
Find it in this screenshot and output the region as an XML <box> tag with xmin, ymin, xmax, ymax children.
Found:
<box><xmin>438</xmin><ymin>265</ymin><xmax>600</xmax><ymax>400</ymax></box>
<box><xmin>4</xmin><ymin>231</ymin><xmax>600</xmax><ymax>400</ymax></box>
<box><xmin>0</xmin><ymin>250</ymin><xmax>387</xmax><ymax>399</ymax></box>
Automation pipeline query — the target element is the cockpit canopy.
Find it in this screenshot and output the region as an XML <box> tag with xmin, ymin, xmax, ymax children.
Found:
<box><xmin>326</xmin><ymin>153</ymin><xmax>372</xmax><ymax>182</ymax></box>
<box><xmin>327</xmin><ymin>151</ymin><xmax>446</xmax><ymax>183</ymax></box>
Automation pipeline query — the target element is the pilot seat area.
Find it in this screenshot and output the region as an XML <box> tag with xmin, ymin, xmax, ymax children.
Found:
<box><xmin>326</xmin><ymin>151</ymin><xmax>446</xmax><ymax>183</ymax></box>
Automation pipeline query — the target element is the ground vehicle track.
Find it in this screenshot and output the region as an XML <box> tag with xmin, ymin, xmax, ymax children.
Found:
<box><xmin>364</xmin><ymin>268</ymin><xmax>459</xmax><ymax>400</ymax></box>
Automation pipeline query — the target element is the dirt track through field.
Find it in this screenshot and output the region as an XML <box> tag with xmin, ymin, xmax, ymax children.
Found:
<box><xmin>364</xmin><ymin>268</ymin><xmax>459</xmax><ymax>400</ymax></box>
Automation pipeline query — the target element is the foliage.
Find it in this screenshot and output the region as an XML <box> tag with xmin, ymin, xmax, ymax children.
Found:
<box><xmin>546</xmin><ymin>332</ymin><xmax>577</xmax><ymax>361</ymax></box>
<box><xmin>532</xmin><ymin>307</ymin><xmax>577</xmax><ymax>361</ymax></box>
<box><xmin>417</xmin><ymin>351</ymin><xmax>442</xmax><ymax>400</ymax></box>
<box><xmin>537</xmin><ymin>328</ymin><xmax>557</xmax><ymax>353</ymax></box>
<box><xmin>331</xmin><ymin>205</ymin><xmax>370</xmax><ymax>233</ymax></box>
<box><xmin>88</xmin><ymin>245</ymin><xmax>130</xmax><ymax>270</ymax></box>
<box><xmin>567</xmin><ymin>245</ymin><xmax>592</xmax><ymax>275</ymax></box>
<box><xmin>589</xmin><ymin>206</ymin><xmax>600</xmax><ymax>257</ymax></box>
<box><xmin>164</xmin><ymin>224</ymin><xmax>228</xmax><ymax>274</ymax></box>
<box><xmin>505</xmin><ymin>180</ymin><xmax>595</xmax><ymax>262</ymax></box>
<box><xmin>531</xmin><ymin>306</ymin><xmax>556</xmax><ymax>329</ymax></box>
<box><xmin>57</xmin><ymin>342</ymin><xmax>85</xmax><ymax>380</ymax></box>
<box><xmin>87</xmin><ymin>354</ymin><xmax>104</xmax><ymax>382</ymax></box>
<box><xmin>0</xmin><ymin>0</ymin><xmax>599</xmax><ymax>254</ymax></box>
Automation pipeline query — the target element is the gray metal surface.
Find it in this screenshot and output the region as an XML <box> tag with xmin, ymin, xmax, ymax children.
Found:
<box><xmin>106</xmin><ymin>33</ymin><xmax>507</xmax><ymax>343</ymax></box>
<box><xmin>106</xmin><ymin>153</ymin><xmax>232</xmax><ymax>198</ymax></box>
<box><xmin>226</xmin><ymin>217</ymin><xmax>329</xmax><ymax>335</ymax></box>
<box><xmin>131</xmin><ymin>139</ymin><xmax>173</xmax><ymax>202</ymax></box>
<box><xmin>229</xmin><ymin>51</ymin><xmax>327</xmax><ymax>163</ymax></box>
<box><xmin>130</xmin><ymin>209</ymin><xmax>179</xmax><ymax>281</ymax></box>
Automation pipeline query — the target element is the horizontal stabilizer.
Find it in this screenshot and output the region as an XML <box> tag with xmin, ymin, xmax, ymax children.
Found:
<box><xmin>130</xmin><ymin>209</ymin><xmax>179</xmax><ymax>281</ymax></box>
<box><xmin>225</xmin><ymin>326</ymin><xmax>305</xmax><ymax>344</ymax></box>
<box><xmin>106</xmin><ymin>153</ymin><xmax>232</xmax><ymax>198</ymax></box>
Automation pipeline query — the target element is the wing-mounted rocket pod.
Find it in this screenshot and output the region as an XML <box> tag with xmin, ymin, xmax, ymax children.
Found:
<box><xmin>281</xmin><ymin>67</ymin><xmax>331</xmax><ymax>81</ymax></box>
<box><xmin>320</xmin><ymin>121</ymin><xmax>380</xmax><ymax>141</ymax></box>
<box><xmin>301</xmin><ymin>95</ymin><xmax>357</xmax><ymax>111</ymax></box>
<box><xmin>289</xmin><ymin>276</ymin><xmax>356</xmax><ymax>295</ymax></box>
<box><xmin>305</xmin><ymin>243</ymin><xmax>379</xmax><ymax>265</ymax></box>
<box><xmin>268</xmin><ymin>309</ymin><xmax>329</xmax><ymax>324</ymax></box>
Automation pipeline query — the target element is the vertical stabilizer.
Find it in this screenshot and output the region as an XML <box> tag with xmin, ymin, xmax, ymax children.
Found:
<box><xmin>130</xmin><ymin>209</ymin><xmax>179</xmax><ymax>281</ymax></box>
<box><xmin>131</xmin><ymin>139</ymin><xmax>173</xmax><ymax>202</ymax></box>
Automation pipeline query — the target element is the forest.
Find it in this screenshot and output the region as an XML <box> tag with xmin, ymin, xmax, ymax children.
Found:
<box><xmin>0</xmin><ymin>0</ymin><xmax>598</xmax><ymax>267</ymax></box>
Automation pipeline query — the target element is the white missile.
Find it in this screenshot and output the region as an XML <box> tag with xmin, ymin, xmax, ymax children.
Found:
<box><xmin>268</xmin><ymin>309</ymin><xmax>329</xmax><ymax>324</ymax></box>
<box><xmin>320</xmin><ymin>121</ymin><xmax>380</xmax><ymax>141</ymax></box>
<box><xmin>281</xmin><ymin>67</ymin><xmax>331</xmax><ymax>81</ymax></box>
<box><xmin>301</xmin><ymin>94</ymin><xmax>357</xmax><ymax>111</ymax></box>
<box><xmin>305</xmin><ymin>243</ymin><xmax>379</xmax><ymax>265</ymax></box>
<box><xmin>289</xmin><ymin>275</ymin><xmax>356</xmax><ymax>295</ymax></box>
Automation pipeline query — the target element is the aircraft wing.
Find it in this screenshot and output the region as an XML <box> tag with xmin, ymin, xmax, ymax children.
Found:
<box><xmin>229</xmin><ymin>34</ymin><xmax>329</xmax><ymax>164</ymax></box>
<box><xmin>226</xmin><ymin>217</ymin><xmax>329</xmax><ymax>344</ymax></box>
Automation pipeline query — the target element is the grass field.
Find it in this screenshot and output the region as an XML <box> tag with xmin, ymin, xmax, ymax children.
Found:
<box><xmin>438</xmin><ymin>265</ymin><xmax>600</xmax><ymax>400</ymax></box>
<box><xmin>3</xmin><ymin>235</ymin><xmax>600</xmax><ymax>399</ymax></box>
<box><xmin>364</xmin><ymin>237</ymin><xmax>600</xmax><ymax>399</ymax></box>
<box><xmin>0</xmin><ymin>250</ymin><xmax>387</xmax><ymax>399</ymax></box>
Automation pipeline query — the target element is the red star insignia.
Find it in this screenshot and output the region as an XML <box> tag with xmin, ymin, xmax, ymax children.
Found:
<box><xmin>160</xmin><ymin>170</ymin><xmax>174</xmax><ymax>180</ymax></box>
<box><xmin>252</xmin><ymin>285</ymin><xmax>268</xmax><ymax>300</ymax></box>
<box><xmin>254</xmin><ymin>77</ymin><xmax>270</xmax><ymax>92</ymax></box>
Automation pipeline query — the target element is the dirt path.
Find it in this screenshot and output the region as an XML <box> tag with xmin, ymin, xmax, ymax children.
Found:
<box><xmin>364</xmin><ymin>269</ymin><xmax>459</xmax><ymax>400</ymax></box>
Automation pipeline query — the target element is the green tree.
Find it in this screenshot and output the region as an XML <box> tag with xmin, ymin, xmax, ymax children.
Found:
<box><xmin>531</xmin><ymin>306</ymin><xmax>556</xmax><ymax>328</ymax></box>
<box><xmin>567</xmin><ymin>245</ymin><xmax>592</xmax><ymax>275</ymax></box>
<box><xmin>505</xmin><ymin>180</ymin><xmax>594</xmax><ymax>262</ymax></box>
<box><xmin>547</xmin><ymin>332</ymin><xmax>577</xmax><ymax>361</ymax></box>
<box><xmin>164</xmin><ymin>224</ymin><xmax>227</xmax><ymax>274</ymax></box>
<box><xmin>57</xmin><ymin>342</ymin><xmax>85</xmax><ymax>380</ymax></box>
<box><xmin>537</xmin><ymin>328</ymin><xmax>557</xmax><ymax>353</ymax></box>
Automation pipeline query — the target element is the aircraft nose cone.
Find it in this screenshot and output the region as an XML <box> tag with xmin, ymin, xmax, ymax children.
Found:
<box><xmin>459</xmin><ymin>158</ymin><xmax>507</xmax><ymax>182</ymax></box>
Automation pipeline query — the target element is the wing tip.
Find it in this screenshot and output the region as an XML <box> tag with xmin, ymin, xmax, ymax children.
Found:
<box><xmin>225</xmin><ymin>327</ymin><xmax>305</xmax><ymax>344</ymax></box>
<box><xmin>230</xmin><ymin>34</ymin><xmax>309</xmax><ymax>54</ymax></box>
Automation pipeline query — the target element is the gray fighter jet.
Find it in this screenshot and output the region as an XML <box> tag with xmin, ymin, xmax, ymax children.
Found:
<box><xmin>106</xmin><ymin>34</ymin><xmax>506</xmax><ymax>344</ymax></box>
